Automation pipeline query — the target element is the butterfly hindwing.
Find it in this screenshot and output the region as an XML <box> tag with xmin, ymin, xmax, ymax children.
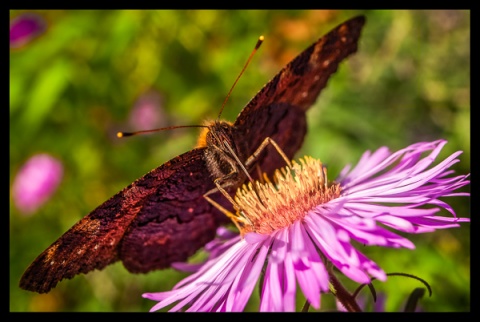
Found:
<box><xmin>19</xmin><ymin>148</ymin><xmax>223</xmax><ymax>293</ymax></box>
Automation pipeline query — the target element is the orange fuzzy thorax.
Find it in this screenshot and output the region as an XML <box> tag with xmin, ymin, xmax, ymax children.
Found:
<box><xmin>196</xmin><ymin>120</ymin><xmax>233</xmax><ymax>148</ymax></box>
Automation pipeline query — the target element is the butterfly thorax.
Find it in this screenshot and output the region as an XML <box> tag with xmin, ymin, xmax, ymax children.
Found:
<box><xmin>199</xmin><ymin>120</ymin><xmax>249</xmax><ymax>189</ymax></box>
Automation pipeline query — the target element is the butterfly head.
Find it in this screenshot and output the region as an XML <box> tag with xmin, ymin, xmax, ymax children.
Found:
<box><xmin>196</xmin><ymin>120</ymin><xmax>234</xmax><ymax>150</ymax></box>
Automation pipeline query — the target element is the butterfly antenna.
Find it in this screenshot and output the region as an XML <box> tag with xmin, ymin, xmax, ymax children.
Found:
<box><xmin>117</xmin><ymin>125</ymin><xmax>208</xmax><ymax>138</ymax></box>
<box><xmin>217</xmin><ymin>35</ymin><xmax>264</xmax><ymax>120</ymax></box>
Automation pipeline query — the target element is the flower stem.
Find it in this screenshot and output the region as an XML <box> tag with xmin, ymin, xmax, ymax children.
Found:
<box><xmin>328</xmin><ymin>266</ymin><xmax>362</xmax><ymax>312</ymax></box>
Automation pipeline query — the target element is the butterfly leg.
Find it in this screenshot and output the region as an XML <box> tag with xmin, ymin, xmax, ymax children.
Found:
<box><xmin>204</xmin><ymin>171</ymin><xmax>240</xmax><ymax>208</ymax></box>
<box><xmin>203</xmin><ymin>171</ymin><xmax>253</xmax><ymax>231</ymax></box>
<box><xmin>203</xmin><ymin>191</ymin><xmax>251</xmax><ymax>232</ymax></box>
<box><xmin>244</xmin><ymin>137</ymin><xmax>293</xmax><ymax>170</ymax></box>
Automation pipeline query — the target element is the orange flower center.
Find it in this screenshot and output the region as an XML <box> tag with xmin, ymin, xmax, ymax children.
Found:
<box><xmin>230</xmin><ymin>156</ymin><xmax>342</xmax><ymax>235</ymax></box>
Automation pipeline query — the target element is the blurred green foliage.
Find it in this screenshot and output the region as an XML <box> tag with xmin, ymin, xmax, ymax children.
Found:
<box><xmin>10</xmin><ymin>10</ymin><xmax>470</xmax><ymax>312</ymax></box>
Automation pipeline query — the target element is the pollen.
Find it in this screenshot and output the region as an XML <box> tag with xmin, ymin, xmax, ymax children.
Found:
<box><xmin>230</xmin><ymin>156</ymin><xmax>341</xmax><ymax>235</ymax></box>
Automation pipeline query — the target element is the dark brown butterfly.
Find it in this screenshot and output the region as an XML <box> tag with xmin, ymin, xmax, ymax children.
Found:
<box><xmin>19</xmin><ymin>15</ymin><xmax>366</xmax><ymax>294</ymax></box>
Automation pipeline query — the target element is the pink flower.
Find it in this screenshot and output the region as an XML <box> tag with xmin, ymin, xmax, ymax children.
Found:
<box><xmin>129</xmin><ymin>91</ymin><xmax>166</xmax><ymax>131</ymax></box>
<box><xmin>142</xmin><ymin>140</ymin><xmax>469</xmax><ymax>312</ymax></box>
<box><xmin>12</xmin><ymin>154</ymin><xmax>63</xmax><ymax>215</ymax></box>
<box><xmin>10</xmin><ymin>13</ymin><xmax>46</xmax><ymax>49</ymax></box>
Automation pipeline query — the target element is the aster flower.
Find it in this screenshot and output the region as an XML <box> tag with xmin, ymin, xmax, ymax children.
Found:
<box><xmin>142</xmin><ymin>139</ymin><xmax>469</xmax><ymax>312</ymax></box>
<box><xmin>12</xmin><ymin>153</ymin><xmax>63</xmax><ymax>215</ymax></box>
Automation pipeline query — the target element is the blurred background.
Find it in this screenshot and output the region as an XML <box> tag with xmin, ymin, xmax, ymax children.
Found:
<box><xmin>10</xmin><ymin>10</ymin><xmax>470</xmax><ymax>312</ymax></box>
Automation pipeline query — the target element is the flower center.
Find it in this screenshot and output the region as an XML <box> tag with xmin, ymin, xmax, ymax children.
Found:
<box><xmin>231</xmin><ymin>156</ymin><xmax>342</xmax><ymax>235</ymax></box>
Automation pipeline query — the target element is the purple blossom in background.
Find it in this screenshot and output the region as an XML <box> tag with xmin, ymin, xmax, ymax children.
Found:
<box><xmin>129</xmin><ymin>91</ymin><xmax>166</xmax><ymax>130</ymax></box>
<box><xmin>10</xmin><ymin>13</ymin><xmax>46</xmax><ymax>49</ymax></box>
<box><xmin>12</xmin><ymin>154</ymin><xmax>63</xmax><ymax>215</ymax></box>
<box><xmin>143</xmin><ymin>140</ymin><xmax>469</xmax><ymax>312</ymax></box>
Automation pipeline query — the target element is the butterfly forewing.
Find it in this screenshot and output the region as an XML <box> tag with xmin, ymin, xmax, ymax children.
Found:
<box><xmin>234</xmin><ymin>15</ymin><xmax>365</xmax><ymax>176</ymax></box>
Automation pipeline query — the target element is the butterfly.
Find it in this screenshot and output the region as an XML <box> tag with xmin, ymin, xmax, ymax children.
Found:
<box><xmin>19</xmin><ymin>15</ymin><xmax>366</xmax><ymax>294</ymax></box>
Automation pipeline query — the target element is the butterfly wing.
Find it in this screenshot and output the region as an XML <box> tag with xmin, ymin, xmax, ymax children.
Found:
<box><xmin>234</xmin><ymin>15</ymin><xmax>366</xmax><ymax>174</ymax></box>
<box><xmin>19</xmin><ymin>148</ymin><xmax>226</xmax><ymax>293</ymax></box>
